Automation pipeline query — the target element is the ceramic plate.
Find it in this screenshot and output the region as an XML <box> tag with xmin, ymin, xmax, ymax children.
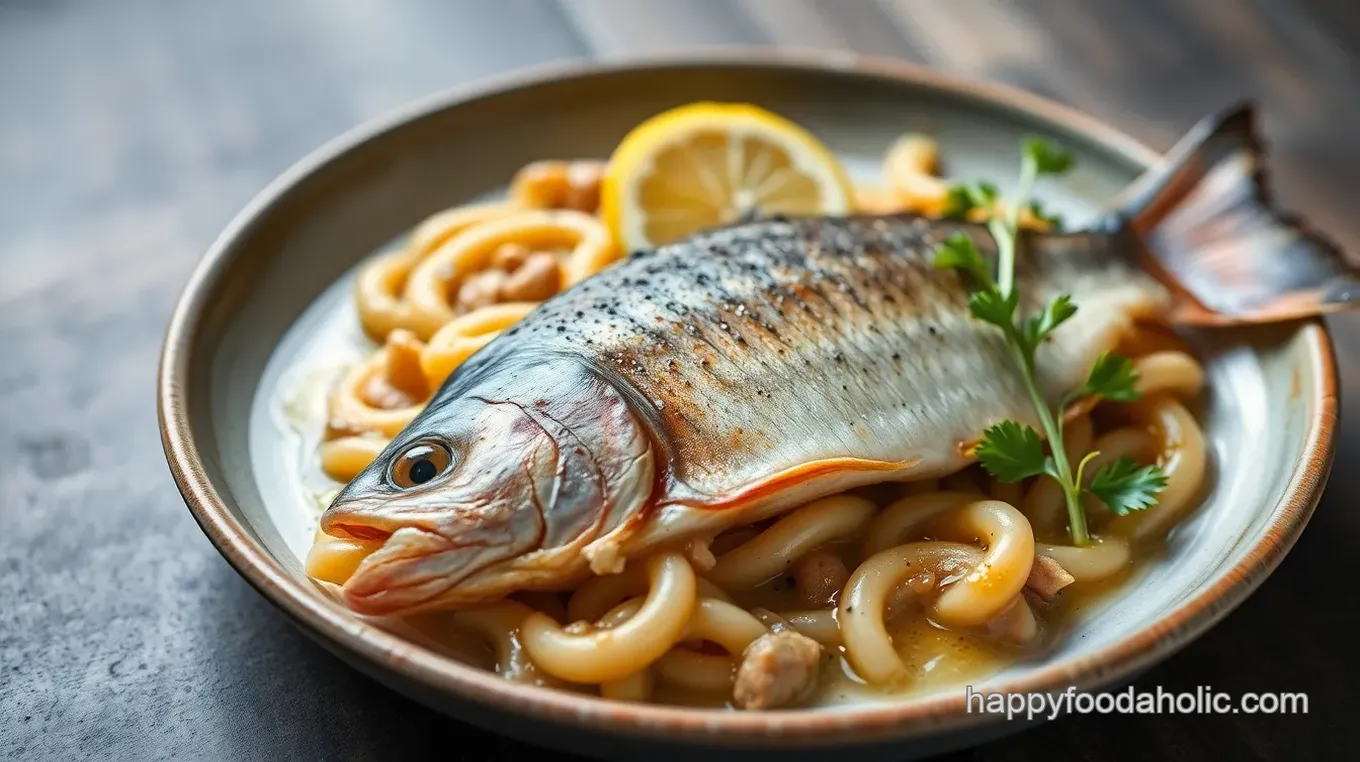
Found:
<box><xmin>158</xmin><ymin>51</ymin><xmax>1336</xmax><ymax>760</ymax></box>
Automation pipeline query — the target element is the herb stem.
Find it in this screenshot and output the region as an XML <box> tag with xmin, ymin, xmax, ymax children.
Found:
<box><xmin>996</xmin><ymin>150</ymin><xmax>1085</xmax><ymax>545</ymax></box>
<box><xmin>937</xmin><ymin>136</ymin><xmax>1165</xmax><ymax>542</ymax></box>
<box><xmin>993</xmin><ymin>154</ymin><xmax>1037</xmax><ymax>298</ymax></box>
<box><xmin>1004</xmin><ymin>331</ymin><xmax>1089</xmax><ymax>545</ymax></box>
<box><xmin>989</xmin><ymin>217</ymin><xmax>1014</xmax><ymax>296</ymax></box>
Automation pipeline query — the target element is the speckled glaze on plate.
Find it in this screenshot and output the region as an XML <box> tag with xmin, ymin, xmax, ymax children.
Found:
<box><xmin>157</xmin><ymin>50</ymin><xmax>1337</xmax><ymax>760</ymax></box>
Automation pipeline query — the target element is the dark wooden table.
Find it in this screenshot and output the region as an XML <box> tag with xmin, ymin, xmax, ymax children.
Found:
<box><xmin>2</xmin><ymin>1</ymin><xmax>1354</xmax><ymax>759</ymax></box>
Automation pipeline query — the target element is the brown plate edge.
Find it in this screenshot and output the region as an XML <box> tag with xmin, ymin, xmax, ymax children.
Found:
<box><xmin>156</xmin><ymin>47</ymin><xmax>1340</xmax><ymax>748</ymax></box>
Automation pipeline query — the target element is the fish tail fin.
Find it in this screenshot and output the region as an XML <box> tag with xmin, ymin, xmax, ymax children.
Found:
<box><xmin>1105</xmin><ymin>101</ymin><xmax>1359</xmax><ymax>325</ymax></box>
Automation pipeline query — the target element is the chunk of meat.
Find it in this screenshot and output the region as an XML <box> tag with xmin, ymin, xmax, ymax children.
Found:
<box><xmin>732</xmin><ymin>629</ymin><xmax>822</xmax><ymax>710</ymax></box>
<box><xmin>881</xmin><ymin>554</ymin><xmax>1074</xmax><ymax>623</ymax></box>
<box><xmin>499</xmin><ymin>252</ymin><xmax>561</xmax><ymax>302</ymax></box>
<box><xmin>1026</xmin><ymin>555</ymin><xmax>1076</xmax><ymax>600</ymax></box>
<box><xmin>684</xmin><ymin>536</ymin><xmax>717</xmax><ymax>572</ymax></box>
<box><xmin>793</xmin><ymin>549</ymin><xmax>849</xmax><ymax>607</ymax></box>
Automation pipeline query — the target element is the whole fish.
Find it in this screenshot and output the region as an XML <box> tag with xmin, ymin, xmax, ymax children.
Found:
<box><xmin>319</xmin><ymin>103</ymin><xmax>1358</xmax><ymax>616</ymax></box>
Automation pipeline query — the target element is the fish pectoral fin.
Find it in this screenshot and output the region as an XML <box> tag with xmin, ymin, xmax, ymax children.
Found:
<box><xmin>696</xmin><ymin>457</ymin><xmax>922</xmax><ymax>511</ymax></box>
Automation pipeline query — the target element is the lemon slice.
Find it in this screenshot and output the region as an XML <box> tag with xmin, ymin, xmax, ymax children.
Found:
<box><xmin>601</xmin><ymin>102</ymin><xmax>853</xmax><ymax>250</ymax></box>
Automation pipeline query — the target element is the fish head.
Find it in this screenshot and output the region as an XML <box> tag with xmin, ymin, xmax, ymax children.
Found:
<box><xmin>316</xmin><ymin>356</ymin><xmax>656</xmax><ymax>615</ymax></box>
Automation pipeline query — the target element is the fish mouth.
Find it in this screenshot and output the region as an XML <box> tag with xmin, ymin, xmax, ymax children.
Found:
<box><xmin>334</xmin><ymin>526</ymin><xmax>485</xmax><ymax>616</ymax></box>
<box><xmin>319</xmin><ymin>498</ymin><xmax>432</xmax><ymax>542</ymax></box>
<box><xmin>327</xmin><ymin>521</ymin><xmax>394</xmax><ymax>543</ymax></box>
<box><xmin>311</xmin><ymin>500</ymin><xmax>511</xmax><ymax>615</ymax></box>
<box><xmin>309</xmin><ymin>504</ymin><xmax>470</xmax><ymax>614</ymax></box>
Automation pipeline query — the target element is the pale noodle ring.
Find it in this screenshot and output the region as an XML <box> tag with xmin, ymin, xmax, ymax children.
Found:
<box><xmin>593</xmin><ymin>599</ymin><xmax>654</xmax><ymax>701</ymax></box>
<box><xmin>567</xmin><ymin>564</ymin><xmax>730</xmax><ymax>624</ymax></box>
<box><xmin>1108</xmin><ymin>397</ymin><xmax>1207</xmax><ymax>542</ymax></box>
<box><xmin>840</xmin><ymin>541</ymin><xmax>1002</xmax><ymax>685</ymax></box>
<box><xmin>654</xmin><ymin>599</ymin><xmax>768</xmax><ymax>692</ymax></box>
<box><xmin>411</xmin><ymin>202</ymin><xmax>523</xmax><ymax>259</ymax></box>
<box><xmin>1036</xmin><ymin>537</ymin><xmax>1131</xmax><ymax>582</ymax></box>
<box><xmin>319</xmin><ymin>435</ymin><xmax>388</xmax><ymax>482</ymax></box>
<box><xmin>927</xmin><ymin>501</ymin><xmax>1035</xmax><ymax>627</ymax></box>
<box><xmin>684</xmin><ymin>598</ymin><xmax>769</xmax><ymax>654</ymax></box>
<box><xmin>520</xmin><ymin>552</ymin><xmax>695</xmax><ymax>684</ymax></box>
<box><xmin>327</xmin><ymin>349</ymin><xmax>424</xmax><ymax>439</ymax></box>
<box><xmin>1082</xmin><ymin>429</ymin><xmax>1159</xmax><ymax>496</ymax></box>
<box><xmin>570</xmin><ymin>595</ymin><xmax>764</xmax><ymax>693</ymax></box>
<box><xmin>420</xmin><ymin>302</ymin><xmax>539</xmax><ymax>389</ymax></box>
<box><xmin>707</xmin><ymin>495</ymin><xmax>876</xmax><ymax>589</ymax></box>
<box><xmin>764</xmin><ymin>610</ymin><xmax>842</xmax><ymax>647</ymax></box>
<box><xmin>355</xmin><ymin>202</ymin><xmax>518</xmax><ymax>341</ymax></box>
<box><xmin>402</xmin><ymin>210</ymin><xmax>617</xmax><ymax>338</ymax></box>
<box><xmin>861</xmin><ymin>491</ymin><xmax>978</xmax><ymax>557</ymax></box>
<box><xmin>1019</xmin><ymin>415</ymin><xmax>1095</xmax><ymax>530</ymax></box>
<box><xmin>1134</xmin><ymin>351</ymin><xmax>1205</xmax><ymax>398</ymax></box>
<box><xmin>654</xmin><ymin>649</ymin><xmax>734</xmax><ymax>692</ymax></box>
<box><xmin>883</xmin><ymin>134</ymin><xmax>950</xmax><ymax>217</ymax></box>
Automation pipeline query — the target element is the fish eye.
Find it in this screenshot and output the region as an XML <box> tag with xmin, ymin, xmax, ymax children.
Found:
<box><xmin>389</xmin><ymin>441</ymin><xmax>453</xmax><ymax>489</ymax></box>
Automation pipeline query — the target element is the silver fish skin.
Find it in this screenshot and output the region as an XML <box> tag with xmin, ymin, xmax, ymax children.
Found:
<box><xmin>321</xmin><ymin>102</ymin><xmax>1357</xmax><ymax>616</ymax></box>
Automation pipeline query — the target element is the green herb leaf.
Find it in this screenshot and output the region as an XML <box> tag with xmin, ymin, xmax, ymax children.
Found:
<box><xmin>944</xmin><ymin>185</ymin><xmax>978</xmax><ymax>219</ymax></box>
<box><xmin>1028</xmin><ymin>200</ymin><xmax>1066</xmax><ymax>231</ymax></box>
<box><xmin>946</xmin><ymin>135</ymin><xmax>1143</xmax><ymax>548</ymax></box>
<box><xmin>1023</xmin><ymin>136</ymin><xmax>1075</xmax><ymax>176</ymax></box>
<box><xmin>944</xmin><ymin>181</ymin><xmax>1000</xmax><ymax>220</ymax></box>
<box><xmin>1021</xmin><ymin>295</ymin><xmax>1077</xmax><ymax>357</ymax></box>
<box><xmin>1077</xmin><ymin>352</ymin><xmax>1141</xmax><ymax>401</ymax></box>
<box><xmin>933</xmin><ymin>232</ymin><xmax>992</xmax><ymax>286</ymax></box>
<box><xmin>975</xmin><ymin>420</ymin><xmax>1049</xmax><ymax>482</ymax></box>
<box><xmin>1088</xmin><ymin>458</ymin><xmax>1168</xmax><ymax>515</ymax></box>
<box><xmin>968</xmin><ymin>288</ymin><xmax>1019</xmax><ymax>329</ymax></box>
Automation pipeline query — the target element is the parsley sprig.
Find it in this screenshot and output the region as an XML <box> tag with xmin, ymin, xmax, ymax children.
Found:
<box><xmin>935</xmin><ymin>138</ymin><xmax>1166</xmax><ymax>545</ymax></box>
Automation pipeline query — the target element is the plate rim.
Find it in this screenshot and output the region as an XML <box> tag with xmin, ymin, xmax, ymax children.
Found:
<box><xmin>157</xmin><ymin>47</ymin><xmax>1339</xmax><ymax>746</ymax></box>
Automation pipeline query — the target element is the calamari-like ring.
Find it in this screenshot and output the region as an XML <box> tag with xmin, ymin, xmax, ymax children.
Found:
<box><xmin>1108</xmin><ymin>396</ymin><xmax>1207</xmax><ymax>541</ymax></box>
<box><xmin>419</xmin><ymin>302</ymin><xmax>539</xmax><ymax>389</ymax></box>
<box><xmin>654</xmin><ymin>598</ymin><xmax>769</xmax><ymax>692</ymax></box>
<box><xmin>319</xmin><ymin>435</ymin><xmax>389</xmax><ymax>483</ymax></box>
<box><xmin>840</xmin><ymin>541</ymin><xmax>1028</xmax><ymax>685</ymax></box>
<box><xmin>926</xmin><ymin>500</ymin><xmax>1035</xmax><ymax>627</ymax></box>
<box><xmin>355</xmin><ymin>203</ymin><xmax>518</xmax><ymax>341</ymax></box>
<box><xmin>520</xmin><ymin>552</ymin><xmax>695</xmax><ymax>684</ymax></box>
<box><xmin>326</xmin><ymin>330</ymin><xmax>428</xmax><ymax>440</ymax></box>
<box><xmin>402</xmin><ymin>210</ymin><xmax>617</xmax><ymax>339</ymax></box>
<box><xmin>706</xmin><ymin>495</ymin><xmax>876</xmax><ymax>589</ymax></box>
